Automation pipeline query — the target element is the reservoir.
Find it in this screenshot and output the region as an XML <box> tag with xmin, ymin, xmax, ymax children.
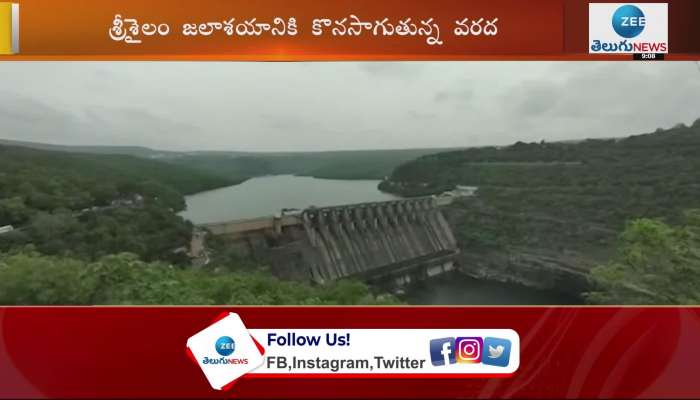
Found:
<box><xmin>181</xmin><ymin>174</ymin><xmax>580</xmax><ymax>305</ymax></box>
<box><xmin>180</xmin><ymin>175</ymin><xmax>400</xmax><ymax>224</ymax></box>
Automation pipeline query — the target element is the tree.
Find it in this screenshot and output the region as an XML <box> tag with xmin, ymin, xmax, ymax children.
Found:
<box><xmin>586</xmin><ymin>210</ymin><xmax>700</xmax><ymax>304</ymax></box>
<box><xmin>0</xmin><ymin>252</ymin><xmax>401</xmax><ymax>306</ymax></box>
<box><xmin>0</xmin><ymin>197</ymin><xmax>32</xmax><ymax>226</ymax></box>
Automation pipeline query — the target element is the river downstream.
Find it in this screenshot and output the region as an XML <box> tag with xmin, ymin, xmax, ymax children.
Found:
<box><xmin>401</xmin><ymin>272</ymin><xmax>581</xmax><ymax>305</ymax></box>
<box><xmin>181</xmin><ymin>175</ymin><xmax>579</xmax><ymax>305</ymax></box>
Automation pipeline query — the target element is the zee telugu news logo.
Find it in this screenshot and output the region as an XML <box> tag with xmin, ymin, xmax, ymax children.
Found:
<box><xmin>200</xmin><ymin>336</ymin><xmax>250</xmax><ymax>365</ymax></box>
<box><xmin>430</xmin><ymin>337</ymin><xmax>511</xmax><ymax>368</ymax></box>
<box><xmin>589</xmin><ymin>3</ymin><xmax>668</xmax><ymax>54</ymax></box>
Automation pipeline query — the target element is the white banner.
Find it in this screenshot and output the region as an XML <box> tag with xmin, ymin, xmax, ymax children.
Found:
<box><xmin>248</xmin><ymin>329</ymin><xmax>519</xmax><ymax>375</ymax></box>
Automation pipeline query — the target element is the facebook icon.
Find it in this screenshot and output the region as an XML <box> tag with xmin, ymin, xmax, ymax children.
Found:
<box><xmin>429</xmin><ymin>337</ymin><xmax>456</xmax><ymax>366</ymax></box>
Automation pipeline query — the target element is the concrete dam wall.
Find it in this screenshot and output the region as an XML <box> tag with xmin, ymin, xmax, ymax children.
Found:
<box><xmin>199</xmin><ymin>197</ymin><xmax>460</xmax><ymax>284</ymax></box>
<box><xmin>300</xmin><ymin>198</ymin><xmax>458</xmax><ymax>282</ymax></box>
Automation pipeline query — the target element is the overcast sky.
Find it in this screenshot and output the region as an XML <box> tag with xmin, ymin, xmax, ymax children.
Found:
<box><xmin>0</xmin><ymin>62</ymin><xmax>698</xmax><ymax>152</ymax></box>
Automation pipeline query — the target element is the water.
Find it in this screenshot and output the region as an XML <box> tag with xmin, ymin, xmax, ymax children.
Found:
<box><xmin>180</xmin><ymin>175</ymin><xmax>400</xmax><ymax>224</ymax></box>
<box><xmin>181</xmin><ymin>175</ymin><xmax>577</xmax><ymax>305</ymax></box>
<box><xmin>402</xmin><ymin>272</ymin><xmax>582</xmax><ymax>305</ymax></box>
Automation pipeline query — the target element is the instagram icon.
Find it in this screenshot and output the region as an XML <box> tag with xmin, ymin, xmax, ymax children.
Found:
<box><xmin>456</xmin><ymin>337</ymin><xmax>483</xmax><ymax>363</ymax></box>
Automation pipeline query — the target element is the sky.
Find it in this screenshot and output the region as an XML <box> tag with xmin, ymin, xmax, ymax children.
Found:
<box><xmin>0</xmin><ymin>61</ymin><xmax>698</xmax><ymax>152</ymax></box>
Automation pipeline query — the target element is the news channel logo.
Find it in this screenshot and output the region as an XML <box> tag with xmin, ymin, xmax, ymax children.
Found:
<box><xmin>589</xmin><ymin>3</ymin><xmax>668</xmax><ymax>54</ymax></box>
<box><xmin>429</xmin><ymin>336</ymin><xmax>511</xmax><ymax>367</ymax></box>
<box><xmin>215</xmin><ymin>336</ymin><xmax>236</xmax><ymax>356</ymax></box>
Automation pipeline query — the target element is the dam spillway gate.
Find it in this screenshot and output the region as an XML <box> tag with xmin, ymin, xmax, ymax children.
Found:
<box><xmin>198</xmin><ymin>197</ymin><xmax>459</xmax><ymax>285</ymax></box>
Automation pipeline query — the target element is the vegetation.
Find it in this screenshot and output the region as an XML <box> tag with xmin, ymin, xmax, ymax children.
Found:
<box><xmin>0</xmin><ymin>145</ymin><xmax>236</xmax><ymax>220</ymax></box>
<box><xmin>384</xmin><ymin>121</ymin><xmax>700</xmax><ymax>239</ymax></box>
<box><xmin>167</xmin><ymin>149</ymin><xmax>449</xmax><ymax>181</ymax></box>
<box><xmin>1</xmin><ymin>206</ymin><xmax>194</xmax><ymax>264</ymax></box>
<box><xmin>0</xmin><ymin>251</ymin><xmax>399</xmax><ymax>305</ymax></box>
<box><xmin>0</xmin><ymin>146</ymin><xmax>237</xmax><ymax>263</ymax></box>
<box><xmin>586</xmin><ymin>210</ymin><xmax>700</xmax><ymax>304</ymax></box>
<box><xmin>382</xmin><ymin>120</ymin><xmax>700</xmax><ymax>302</ymax></box>
<box><xmin>0</xmin><ymin>138</ymin><xmax>450</xmax><ymax>181</ymax></box>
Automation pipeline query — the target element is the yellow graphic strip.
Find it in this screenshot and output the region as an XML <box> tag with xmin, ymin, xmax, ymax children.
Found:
<box><xmin>0</xmin><ymin>2</ymin><xmax>18</xmax><ymax>55</ymax></box>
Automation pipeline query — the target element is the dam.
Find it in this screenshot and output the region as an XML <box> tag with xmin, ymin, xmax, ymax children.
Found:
<box><xmin>197</xmin><ymin>196</ymin><xmax>460</xmax><ymax>285</ymax></box>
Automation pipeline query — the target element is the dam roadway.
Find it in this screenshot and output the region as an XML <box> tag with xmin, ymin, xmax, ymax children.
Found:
<box><xmin>197</xmin><ymin>196</ymin><xmax>460</xmax><ymax>285</ymax></box>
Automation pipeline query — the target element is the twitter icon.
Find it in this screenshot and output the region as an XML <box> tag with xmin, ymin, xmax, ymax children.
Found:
<box><xmin>482</xmin><ymin>337</ymin><xmax>511</xmax><ymax>367</ymax></box>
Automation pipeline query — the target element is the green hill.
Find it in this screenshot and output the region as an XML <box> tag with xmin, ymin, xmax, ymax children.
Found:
<box><xmin>127</xmin><ymin>148</ymin><xmax>454</xmax><ymax>181</ymax></box>
<box><xmin>0</xmin><ymin>146</ymin><xmax>239</xmax><ymax>262</ymax></box>
<box><xmin>0</xmin><ymin>138</ymin><xmax>179</xmax><ymax>158</ymax></box>
<box><xmin>0</xmin><ymin>145</ymin><xmax>237</xmax><ymax>219</ymax></box>
<box><xmin>0</xmin><ymin>138</ymin><xmax>453</xmax><ymax>181</ymax></box>
<box><xmin>381</xmin><ymin>119</ymin><xmax>700</xmax><ymax>292</ymax></box>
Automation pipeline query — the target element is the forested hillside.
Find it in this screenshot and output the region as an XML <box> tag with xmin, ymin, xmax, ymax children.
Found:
<box><xmin>0</xmin><ymin>146</ymin><xmax>236</xmax><ymax>262</ymax></box>
<box><xmin>586</xmin><ymin>210</ymin><xmax>700</xmax><ymax>304</ymax></box>
<box><xmin>0</xmin><ymin>138</ymin><xmax>179</xmax><ymax>157</ymax></box>
<box><xmin>165</xmin><ymin>148</ymin><xmax>449</xmax><ymax>181</ymax></box>
<box><xmin>381</xmin><ymin>119</ymin><xmax>700</xmax><ymax>303</ymax></box>
<box><xmin>0</xmin><ymin>145</ymin><xmax>236</xmax><ymax>218</ymax></box>
<box><xmin>0</xmin><ymin>138</ymin><xmax>449</xmax><ymax>181</ymax></box>
<box><xmin>0</xmin><ymin>252</ymin><xmax>398</xmax><ymax>305</ymax></box>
